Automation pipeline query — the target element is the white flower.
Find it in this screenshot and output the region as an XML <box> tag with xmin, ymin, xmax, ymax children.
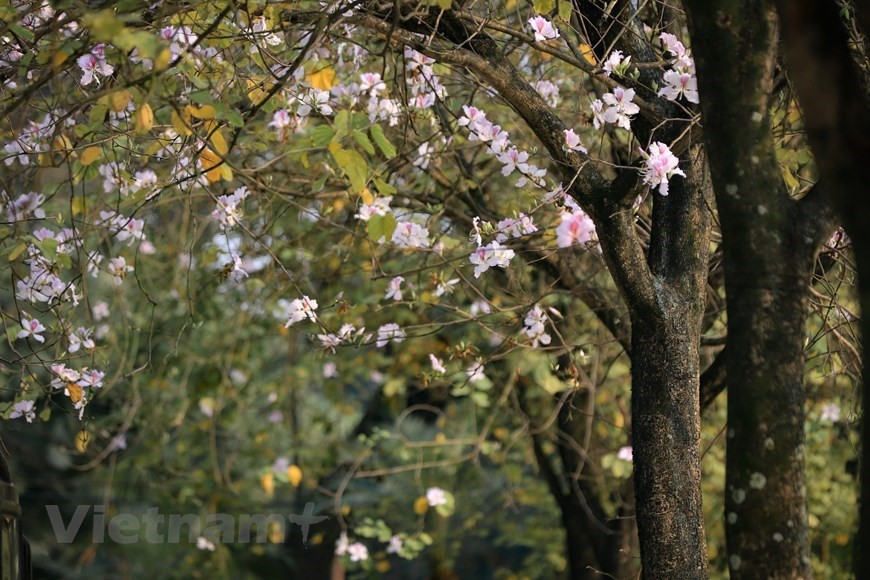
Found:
<box><xmin>429</xmin><ymin>354</ymin><xmax>446</xmax><ymax>374</ymax></box>
<box><xmin>387</xmin><ymin>535</ymin><xmax>403</xmax><ymax>554</ymax></box>
<box><xmin>376</xmin><ymin>323</ymin><xmax>405</xmax><ymax>348</ymax></box>
<box><xmin>196</xmin><ymin>536</ymin><xmax>216</xmax><ymax>551</ymax></box>
<box><xmin>282</xmin><ymin>296</ymin><xmax>319</xmax><ymax>327</ymax></box>
<box><xmin>469</xmin><ymin>241</ymin><xmax>515</xmax><ymax>278</ymax></box>
<box><xmin>821</xmin><ymin>403</ymin><xmax>841</xmax><ymax>422</ymax></box>
<box><xmin>658</xmin><ymin>70</ymin><xmax>699</xmax><ymax>104</ymax></box>
<box><xmin>433</xmin><ymin>278</ymin><xmax>459</xmax><ymax>297</ymax></box>
<box><xmin>617</xmin><ymin>446</ymin><xmax>633</xmax><ymax>462</ymax></box>
<box><xmin>466</xmin><ymin>360</ymin><xmax>487</xmax><ymax>383</ymax></box>
<box><xmin>601</xmin><ymin>87</ymin><xmax>640</xmax><ymax>130</ymax></box>
<box><xmin>107</xmin><ymin>257</ymin><xmax>133</xmax><ymax>285</ymax></box>
<box><xmin>535</xmin><ymin>80</ymin><xmax>560</xmax><ymax>107</ymax></box>
<box><xmin>602</xmin><ymin>50</ymin><xmax>631</xmax><ymax>77</ymax></box>
<box><xmin>391</xmin><ymin>221</ymin><xmax>430</xmax><ymax>249</ymax></box>
<box><xmin>9</xmin><ymin>400</ymin><xmax>36</xmax><ymax>423</ymax></box>
<box><xmin>385</xmin><ymin>276</ymin><xmax>404</xmax><ymax>301</ymax></box>
<box><xmin>426</xmin><ymin>486</ymin><xmax>448</xmax><ymax>506</ymax></box>
<box><xmin>18</xmin><ymin>316</ymin><xmax>46</xmax><ymax>343</ymax></box>
<box><xmin>347</xmin><ymin>542</ymin><xmax>369</xmax><ymax>562</ymax></box>
<box><xmin>522</xmin><ymin>305</ymin><xmax>551</xmax><ymax>348</ymax></box>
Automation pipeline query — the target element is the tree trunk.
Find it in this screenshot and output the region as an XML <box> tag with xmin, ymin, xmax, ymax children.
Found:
<box><xmin>685</xmin><ymin>1</ymin><xmax>836</xmax><ymax>576</ymax></box>
<box><xmin>631</xmin><ymin>308</ymin><xmax>708</xmax><ymax>579</ymax></box>
<box><xmin>772</xmin><ymin>3</ymin><xmax>870</xmax><ymax>575</ymax></box>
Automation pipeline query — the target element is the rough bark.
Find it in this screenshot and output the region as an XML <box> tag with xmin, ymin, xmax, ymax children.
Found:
<box><xmin>773</xmin><ymin>2</ymin><xmax>870</xmax><ymax>575</ymax></box>
<box><xmin>618</xmin><ymin>142</ymin><xmax>712</xmax><ymax>579</ymax></box>
<box><xmin>684</xmin><ymin>1</ymin><xmax>836</xmax><ymax>576</ymax></box>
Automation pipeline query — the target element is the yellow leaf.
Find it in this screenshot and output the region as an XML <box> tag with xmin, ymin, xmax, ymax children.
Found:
<box><xmin>200</xmin><ymin>148</ymin><xmax>223</xmax><ymax>184</ymax></box>
<box><xmin>260</xmin><ymin>473</ymin><xmax>275</xmax><ymax>496</ymax></box>
<box><xmin>414</xmin><ymin>496</ymin><xmax>430</xmax><ymax>515</ymax></box>
<box><xmin>136</xmin><ymin>103</ymin><xmax>154</xmax><ymax>134</ymax></box>
<box><xmin>205</xmin><ymin>121</ymin><xmax>229</xmax><ymax>155</ymax></box>
<box><xmin>307</xmin><ymin>66</ymin><xmax>336</xmax><ymax>91</ymax></box>
<box><xmin>52</xmin><ymin>50</ymin><xmax>68</xmax><ymax>69</ymax></box>
<box><xmin>219</xmin><ymin>163</ymin><xmax>233</xmax><ymax>182</ymax></box>
<box><xmin>154</xmin><ymin>48</ymin><xmax>171</xmax><ymax>71</ymax></box>
<box><xmin>52</xmin><ymin>134</ymin><xmax>72</xmax><ymax>153</ymax></box>
<box><xmin>246</xmin><ymin>78</ymin><xmax>271</xmax><ymax>106</ymax></box>
<box><xmin>360</xmin><ymin>188</ymin><xmax>374</xmax><ymax>205</ymax></box>
<box><xmin>75</xmin><ymin>429</ymin><xmax>90</xmax><ymax>453</ymax></box>
<box><xmin>190</xmin><ymin>105</ymin><xmax>217</xmax><ymax>119</ymax></box>
<box><xmin>171</xmin><ymin>109</ymin><xmax>192</xmax><ymax>136</ymax></box>
<box><xmin>80</xmin><ymin>147</ymin><xmax>103</xmax><ymax>166</ymax></box>
<box><xmin>287</xmin><ymin>465</ymin><xmax>303</xmax><ymax>487</ymax></box>
<box><xmin>66</xmin><ymin>383</ymin><xmax>84</xmax><ymax>404</ymax></box>
<box><xmin>72</xmin><ymin>196</ymin><xmax>86</xmax><ymax>216</ymax></box>
<box><xmin>579</xmin><ymin>44</ymin><xmax>597</xmax><ymax>65</ymax></box>
<box><xmin>110</xmin><ymin>90</ymin><xmax>132</xmax><ymax>113</ymax></box>
<box><xmin>376</xmin><ymin>561</ymin><xmax>391</xmax><ymax>573</ymax></box>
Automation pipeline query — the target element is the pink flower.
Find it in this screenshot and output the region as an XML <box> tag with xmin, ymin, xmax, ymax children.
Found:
<box><xmin>640</xmin><ymin>142</ymin><xmax>685</xmax><ymax>196</ymax></box>
<box><xmin>556</xmin><ymin>209</ymin><xmax>596</xmax><ymax>247</ymax></box>
<box><xmin>528</xmin><ymin>16</ymin><xmax>560</xmax><ymax>42</ymax></box>
<box><xmin>385</xmin><ymin>276</ymin><xmax>404</xmax><ymax>301</ymax></box>
<box><xmin>18</xmin><ymin>316</ymin><xmax>46</xmax><ymax>343</ymax></box>
<box><xmin>429</xmin><ymin>354</ymin><xmax>446</xmax><ymax>374</ymax></box>
<box><xmin>658</xmin><ymin>70</ymin><xmax>699</xmax><ymax>104</ymax></box>
<box><xmin>617</xmin><ymin>446</ymin><xmax>633</xmax><ymax>462</ymax></box>
<box><xmin>563</xmin><ymin>129</ymin><xmax>588</xmax><ymax>154</ymax></box>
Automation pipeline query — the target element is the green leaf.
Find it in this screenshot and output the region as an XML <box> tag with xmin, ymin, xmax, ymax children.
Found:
<box><xmin>7</xmin><ymin>242</ymin><xmax>27</xmax><ymax>262</ymax></box>
<box><xmin>190</xmin><ymin>90</ymin><xmax>214</xmax><ymax>106</ymax></box>
<box><xmin>373</xmin><ymin>176</ymin><xmax>397</xmax><ymax>196</ymax></box>
<box><xmin>437</xmin><ymin>0</ymin><xmax>452</xmax><ymax>9</ymax></box>
<box><xmin>370</xmin><ymin>124</ymin><xmax>397</xmax><ymax>159</ymax></box>
<box><xmin>558</xmin><ymin>0</ymin><xmax>573</xmax><ymax>21</ymax></box>
<box><xmin>334</xmin><ymin>110</ymin><xmax>351</xmax><ymax>138</ymax></box>
<box><xmin>311</xmin><ymin>174</ymin><xmax>328</xmax><ymax>193</ymax></box>
<box><xmin>311</xmin><ymin>125</ymin><xmax>335</xmax><ymax>147</ymax></box>
<box><xmin>38</xmin><ymin>238</ymin><xmax>58</xmax><ymax>261</ymax></box>
<box><xmin>343</xmin><ymin>149</ymin><xmax>369</xmax><ymax>193</ymax></box>
<box><xmin>352</xmin><ymin>130</ymin><xmax>376</xmax><ymax>155</ymax></box>
<box><xmin>367</xmin><ymin>213</ymin><xmax>397</xmax><ymax>241</ymax></box>
<box><xmin>533</xmin><ymin>0</ymin><xmax>556</xmax><ymax>15</ymax></box>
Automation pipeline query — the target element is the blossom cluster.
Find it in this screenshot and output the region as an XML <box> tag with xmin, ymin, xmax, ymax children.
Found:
<box><xmin>657</xmin><ymin>33</ymin><xmax>699</xmax><ymax>104</ymax></box>
<box><xmin>640</xmin><ymin>141</ymin><xmax>685</xmax><ymax>196</ymax></box>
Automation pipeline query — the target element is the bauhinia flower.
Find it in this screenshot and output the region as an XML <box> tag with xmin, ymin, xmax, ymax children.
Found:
<box><xmin>556</xmin><ymin>209</ymin><xmax>596</xmax><ymax>247</ymax></box>
<box><xmin>602</xmin><ymin>50</ymin><xmax>631</xmax><ymax>77</ymax></box>
<box><xmin>469</xmin><ymin>241</ymin><xmax>515</xmax><ymax>278</ymax></box>
<box><xmin>376</xmin><ymin>323</ymin><xmax>405</xmax><ymax>347</ymax></box>
<box><xmin>426</xmin><ymin>486</ymin><xmax>448</xmax><ymax>506</ymax></box>
<box><xmin>429</xmin><ymin>354</ymin><xmax>447</xmax><ymax>374</ymax></box>
<box><xmin>18</xmin><ymin>316</ymin><xmax>46</xmax><ymax>343</ymax></box>
<box><xmin>385</xmin><ymin>276</ymin><xmax>404</xmax><ymax>301</ymax></box>
<box><xmin>282</xmin><ymin>296</ymin><xmax>319</xmax><ymax>327</ymax></box>
<box><xmin>10</xmin><ymin>400</ymin><xmax>36</xmax><ymax>423</ymax></box>
<box><xmin>601</xmin><ymin>86</ymin><xmax>640</xmax><ymax>130</ymax></box>
<box><xmin>528</xmin><ymin>16</ymin><xmax>560</xmax><ymax>42</ymax></box>
<box><xmin>522</xmin><ymin>305</ymin><xmax>551</xmax><ymax>347</ymax></box>
<box><xmin>640</xmin><ymin>141</ymin><xmax>686</xmax><ymax>196</ymax></box>
<box><xmin>658</xmin><ymin>70</ymin><xmax>699</xmax><ymax>104</ymax></box>
<box><xmin>563</xmin><ymin>129</ymin><xmax>588</xmax><ymax>154</ymax></box>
